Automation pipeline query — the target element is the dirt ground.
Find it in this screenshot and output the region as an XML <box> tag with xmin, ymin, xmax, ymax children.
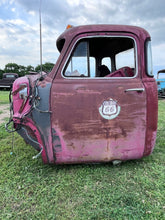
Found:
<box><xmin>0</xmin><ymin>104</ymin><xmax>10</xmax><ymax>124</ymax></box>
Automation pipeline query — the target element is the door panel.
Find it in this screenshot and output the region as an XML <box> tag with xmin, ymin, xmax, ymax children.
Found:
<box><xmin>51</xmin><ymin>78</ymin><xmax>146</xmax><ymax>164</ymax></box>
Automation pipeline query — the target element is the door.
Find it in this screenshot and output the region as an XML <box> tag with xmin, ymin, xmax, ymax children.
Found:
<box><xmin>51</xmin><ymin>35</ymin><xmax>147</xmax><ymax>164</ymax></box>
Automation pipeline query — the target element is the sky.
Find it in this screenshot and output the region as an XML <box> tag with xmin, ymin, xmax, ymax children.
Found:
<box><xmin>0</xmin><ymin>0</ymin><xmax>165</xmax><ymax>75</ymax></box>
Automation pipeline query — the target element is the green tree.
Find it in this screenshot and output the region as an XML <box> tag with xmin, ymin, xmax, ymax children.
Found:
<box><xmin>35</xmin><ymin>62</ymin><xmax>54</xmax><ymax>73</ymax></box>
<box><xmin>4</xmin><ymin>63</ymin><xmax>19</xmax><ymax>73</ymax></box>
<box><xmin>26</xmin><ymin>65</ymin><xmax>34</xmax><ymax>72</ymax></box>
<box><xmin>18</xmin><ymin>65</ymin><xmax>26</xmax><ymax>76</ymax></box>
<box><xmin>3</xmin><ymin>62</ymin><xmax>53</xmax><ymax>77</ymax></box>
<box><xmin>0</xmin><ymin>69</ymin><xmax>4</xmax><ymax>79</ymax></box>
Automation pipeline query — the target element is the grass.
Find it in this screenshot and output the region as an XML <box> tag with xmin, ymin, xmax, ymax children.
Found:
<box><xmin>0</xmin><ymin>90</ymin><xmax>10</xmax><ymax>104</ymax></box>
<box><xmin>0</xmin><ymin>92</ymin><xmax>165</xmax><ymax>219</ymax></box>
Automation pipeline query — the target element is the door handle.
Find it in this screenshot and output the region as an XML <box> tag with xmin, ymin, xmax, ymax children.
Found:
<box><xmin>125</xmin><ymin>88</ymin><xmax>145</xmax><ymax>93</ymax></box>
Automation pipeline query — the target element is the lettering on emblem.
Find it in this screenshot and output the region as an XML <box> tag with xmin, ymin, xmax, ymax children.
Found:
<box><xmin>99</xmin><ymin>98</ymin><xmax>121</xmax><ymax>120</ymax></box>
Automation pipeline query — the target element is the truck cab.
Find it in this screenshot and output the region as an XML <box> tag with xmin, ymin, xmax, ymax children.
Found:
<box><xmin>0</xmin><ymin>73</ymin><xmax>18</xmax><ymax>88</ymax></box>
<box><xmin>156</xmin><ymin>69</ymin><xmax>165</xmax><ymax>98</ymax></box>
<box><xmin>8</xmin><ymin>25</ymin><xmax>158</xmax><ymax>164</ymax></box>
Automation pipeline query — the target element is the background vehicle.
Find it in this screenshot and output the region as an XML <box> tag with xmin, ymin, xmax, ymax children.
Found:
<box><xmin>6</xmin><ymin>25</ymin><xmax>158</xmax><ymax>164</ymax></box>
<box><xmin>156</xmin><ymin>69</ymin><xmax>165</xmax><ymax>98</ymax></box>
<box><xmin>0</xmin><ymin>73</ymin><xmax>18</xmax><ymax>88</ymax></box>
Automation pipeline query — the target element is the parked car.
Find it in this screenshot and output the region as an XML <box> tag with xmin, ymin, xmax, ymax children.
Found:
<box><xmin>6</xmin><ymin>25</ymin><xmax>158</xmax><ymax>164</ymax></box>
<box><xmin>0</xmin><ymin>73</ymin><xmax>18</xmax><ymax>88</ymax></box>
<box><xmin>156</xmin><ymin>69</ymin><xmax>165</xmax><ymax>98</ymax></box>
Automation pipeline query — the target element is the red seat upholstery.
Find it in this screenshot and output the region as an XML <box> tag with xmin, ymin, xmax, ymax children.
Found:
<box><xmin>106</xmin><ymin>66</ymin><xmax>134</xmax><ymax>77</ymax></box>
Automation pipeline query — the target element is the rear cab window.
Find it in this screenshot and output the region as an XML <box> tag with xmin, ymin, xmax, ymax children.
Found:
<box><xmin>145</xmin><ymin>40</ymin><xmax>153</xmax><ymax>76</ymax></box>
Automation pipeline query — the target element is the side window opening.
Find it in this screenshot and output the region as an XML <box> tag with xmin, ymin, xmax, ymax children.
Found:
<box><xmin>116</xmin><ymin>48</ymin><xmax>135</xmax><ymax>70</ymax></box>
<box><xmin>64</xmin><ymin>41</ymin><xmax>89</xmax><ymax>77</ymax></box>
<box><xmin>102</xmin><ymin>57</ymin><xmax>111</xmax><ymax>72</ymax></box>
<box><xmin>145</xmin><ymin>40</ymin><xmax>153</xmax><ymax>76</ymax></box>
<box><xmin>90</xmin><ymin>57</ymin><xmax>96</xmax><ymax>78</ymax></box>
<box><xmin>63</xmin><ymin>37</ymin><xmax>136</xmax><ymax>78</ymax></box>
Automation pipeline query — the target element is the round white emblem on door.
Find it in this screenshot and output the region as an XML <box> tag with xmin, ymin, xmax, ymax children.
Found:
<box><xmin>99</xmin><ymin>98</ymin><xmax>121</xmax><ymax>120</ymax></box>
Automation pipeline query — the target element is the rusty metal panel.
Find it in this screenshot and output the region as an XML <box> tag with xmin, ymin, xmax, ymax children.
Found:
<box><xmin>50</xmin><ymin>78</ymin><xmax>147</xmax><ymax>164</ymax></box>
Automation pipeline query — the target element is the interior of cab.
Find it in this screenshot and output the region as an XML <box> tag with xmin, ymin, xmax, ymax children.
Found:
<box><xmin>63</xmin><ymin>36</ymin><xmax>136</xmax><ymax>78</ymax></box>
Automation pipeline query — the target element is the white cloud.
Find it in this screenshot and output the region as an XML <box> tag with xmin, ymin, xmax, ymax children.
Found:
<box><xmin>0</xmin><ymin>0</ymin><xmax>7</xmax><ymax>6</ymax></box>
<box><xmin>28</xmin><ymin>11</ymin><xmax>35</xmax><ymax>16</ymax></box>
<box><xmin>11</xmin><ymin>7</ymin><xmax>15</xmax><ymax>12</ymax></box>
<box><xmin>66</xmin><ymin>0</ymin><xmax>80</xmax><ymax>6</ymax></box>
<box><xmin>153</xmin><ymin>43</ymin><xmax>165</xmax><ymax>66</ymax></box>
<box><xmin>7</xmin><ymin>18</ymin><xmax>25</xmax><ymax>25</ymax></box>
<box><xmin>0</xmin><ymin>0</ymin><xmax>165</xmax><ymax>70</ymax></box>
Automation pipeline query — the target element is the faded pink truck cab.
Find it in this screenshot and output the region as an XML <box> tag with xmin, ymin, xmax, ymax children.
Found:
<box><xmin>9</xmin><ymin>25</ymin><xmax>158</xmax><ymax>164</ymax></box>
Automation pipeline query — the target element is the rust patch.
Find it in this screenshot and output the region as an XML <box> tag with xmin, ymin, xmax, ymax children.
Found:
<box><xmin>70</xmin><ymin>142</ymin><xmax>76</xmax><ymax>150</ymax></box>
<box><xmin>52</xmin><ymin>128</ymin><xmax>62</xmax><ymax>153</ymax></box>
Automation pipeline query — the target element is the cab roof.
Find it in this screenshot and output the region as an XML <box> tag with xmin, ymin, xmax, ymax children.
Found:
<box><xmin>56</xmin><ymin>24</ymin><xmax>150</xmax><ymax>52</ymax></box>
